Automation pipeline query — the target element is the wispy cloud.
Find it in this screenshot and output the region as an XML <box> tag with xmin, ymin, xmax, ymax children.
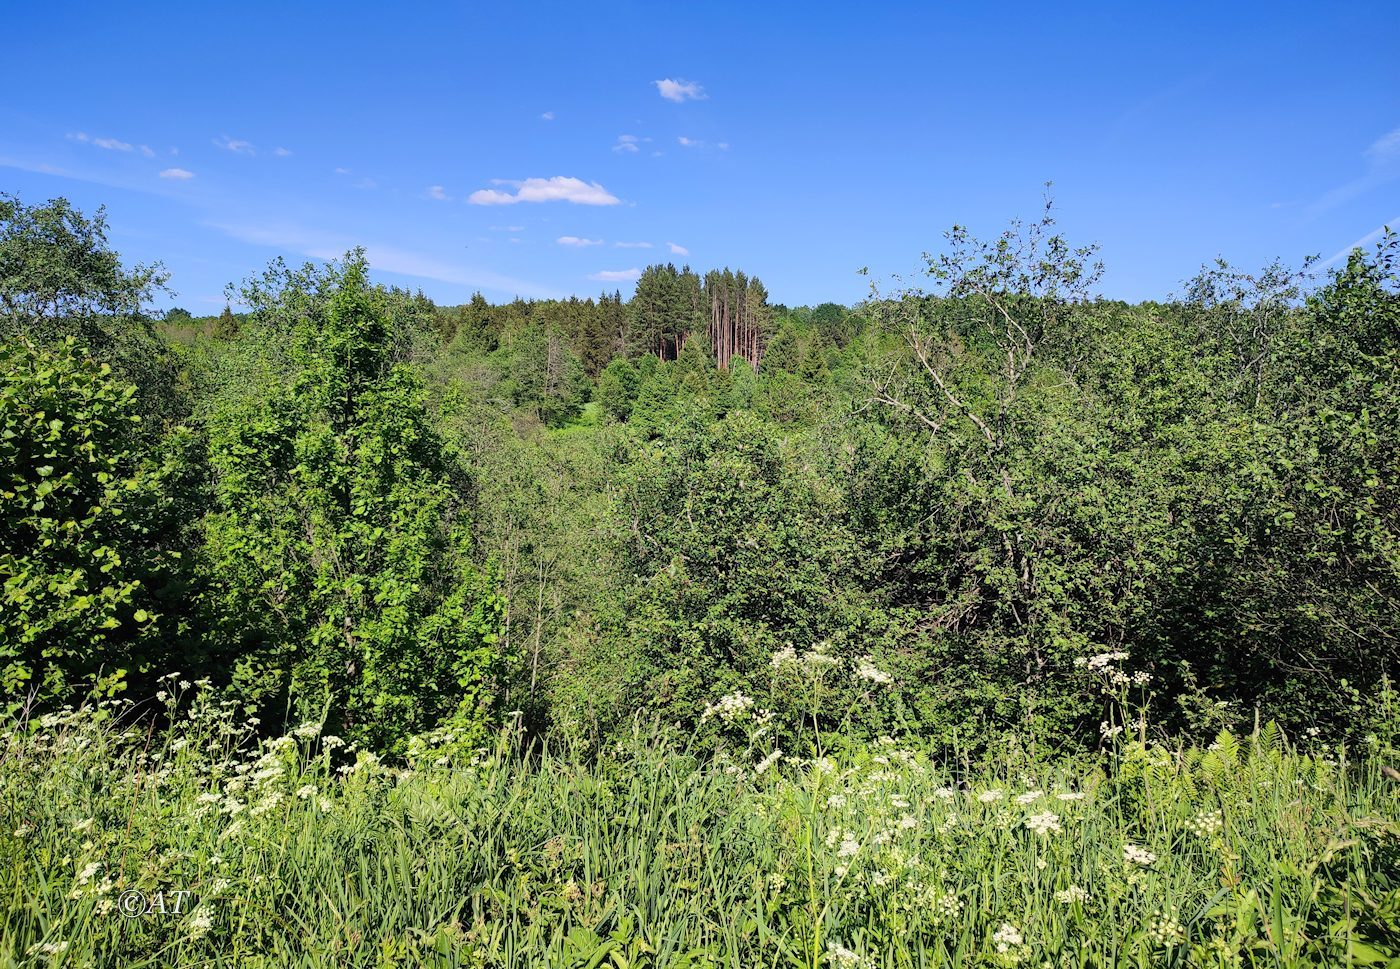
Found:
<box><xmin>654</xmin><ymin>78</ymin><xmax>706</xmax><ymax>102</ymax></box>
<box><xmin>1364</xmin><ymin>127</ymin><xmax>1400</xmax><ymax>166</ymax></box>
<box><xmin>1307</xmin><ymin>124</ymin><xmax>1400</xmax><ymax>218</ymax></box>
<box><xmin>273</xmin><ymin>146</ymin><xmax>293</xmax><ymax>157</ymax></box>
<box><xmin>489</xmin><ymin>225</ymin><xmax>525</xmax><ymax>232</ymax></box>
<box><xmin>159</xmin><ymin>168</ymin><xmax>195</xmax><ymax>180</ymax></box>
<box><xmin>613</xmin><ymin>134</ymin><xmax>652</xmax><ymax>153</ymax></box>
<box><xmin>468</xmin><ymin>176</ymin><xmax>619</xmax><ymax>206</ymax></box>
<box><xmin>139</xmin><ymin>145</ymin><xmax>156</xmax><ymax>158</ymax></box>
<box><xmin>209</xmin><ymin>221</ymin><xmax>563</xmax><ymax>298</ymax></box>
<box><xmin>589</xmin><ymin>268</ymin><xmax>641</xmax><ymax>282</ymax></box>
<box><xmin>667</xmin><ymin>242</ymin><xmax>689</xmax><ymax>256</ymax></box>
<box><xmin>425</xmin><ymin>185</ymin><xmax>452</xmax><ymax>201</ymax></box>
<box><xmin>213</xmin><ymin>135</ymin><xmax>256</xmax><ymax>155</ymax></box>
<box><xmin>613</xmin><ymin>241</ymin><xmax>652</xmax><ymax>248</ymax></box>
<box><xmin>1319</xmin><ymin>215</ymin><xmax>1400</xmax><ymax>268</ymax></box>
<box><xmin>68</xmin><ymin>132</ymin><xmax>133</xmax><ymax>151</ymax></box>
<box><xmin>557</xmin><ymin>236</ymin><xmax>603</xmax><ymax>247</ymax></box>
<box><xmin>334</xmin><ymin>167</ymin><xmax>352</xmax><ymax>175</ymax></box>
<box><xmin>677</xmin><ymin>136</ymin><xmax>728</xmax><ymax>151</ymax></box>
<box><xmin>541</xmin><ymin>111</ymin><xmax>555</xmax><ymax>121</ymax></box>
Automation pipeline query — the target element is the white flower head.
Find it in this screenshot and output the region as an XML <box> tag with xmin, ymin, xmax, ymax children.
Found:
<box><xmin>993</xmin><ymin>922</ymin><xmax>1023</xmax><ymax>953</ymax></box>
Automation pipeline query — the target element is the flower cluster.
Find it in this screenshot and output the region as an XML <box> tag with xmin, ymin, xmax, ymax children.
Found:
<box><xmin>700</xmin><ymin>691</ymin><xmax>754</xmax><ymax>723</ymax></box>
<box><xmin>1186</xmin><ymin>809</ymin><xmax>1223</xmax><ymax>837</ymax></box>
<box><xmin>1124</xmin><ymin>843</ymin><xmax>1157</xmax><ymax>866</ymax></box>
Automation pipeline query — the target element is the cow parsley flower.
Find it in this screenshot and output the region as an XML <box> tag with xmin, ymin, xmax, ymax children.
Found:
<box><xmin>1124</xmin><ymin>843</ymin><xmax>1157</xmax><ymax>866</ymax></box>
<box><xmin>1024</xmin><ymin>811</ymin><xmax>1062</xmax><ymax>835</ymax></box>
<box><xmin>993</xmin><ymin>922</ymin><xmax>1023</xmax><ymax>953</ymax></box>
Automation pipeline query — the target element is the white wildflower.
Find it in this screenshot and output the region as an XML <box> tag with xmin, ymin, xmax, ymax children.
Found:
<box><xmin>701</xmin><ymin>691</ymin><xmax>754</xmax><ymax>723</ymax></box>
<box><xmin>1124</xmin><ymin>843</ymin><xmax>1157</xmax><ymax>866</ymax></box>
<box><xmin>1055</xmin><ymin>884</ymin><xmax>1089</xmax><ymax>904</ymax></box>
<box><xmin>855</xmin><ymin>657</ymin><xmax>893</xmax><ymax>686</ymax></box>
<box><xmin>993</xmin><ymin>922</ymin><xmax>1023</xmax><ymax>953</ymax></box>
<box><xmin>825</xmin><ymin>940</ymin><xmax>873</xmax><ymax>969</ymax></box>
<box><xmin>1186</xmin><ymin>809</ymin><xmax>1223</xmax><ymax>837</ymax></box>
<box><xmin>1024</xmin><ymin>812</ymin><xmax>1062</xmax><ymax>836</ymax></box>
<box><xmin>187</xmin><ymin>904</ymin><xmax>214</xmax><ymax>939</ymax></box>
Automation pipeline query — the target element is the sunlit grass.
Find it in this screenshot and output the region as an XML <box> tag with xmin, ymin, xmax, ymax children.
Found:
<box><xmin>2</xmin><ymin>679</ymin><xmax>1397</xmax><ymax>967</ymax></box>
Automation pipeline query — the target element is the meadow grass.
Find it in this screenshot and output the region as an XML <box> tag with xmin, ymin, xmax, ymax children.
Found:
<box><xmin>1</xmin><ymin>679</ymin><xmax>1397</xmax><ymax>967</ymax></box>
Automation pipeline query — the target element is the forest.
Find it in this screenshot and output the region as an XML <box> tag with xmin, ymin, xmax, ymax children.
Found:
<box><xmin>2</xmin><ymin>191</ymin><xmax>1398</xmax><ymax>966</ymax></box>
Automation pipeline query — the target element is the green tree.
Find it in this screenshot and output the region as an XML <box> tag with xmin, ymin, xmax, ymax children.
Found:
<box><xmin>0</xmin><ymin>192</ymin><xmax>180</xmax><ymax>424</ymax></box>
<box><xmin>596</xmin><ymin>357</ymin><xmax>639</xmax><ymax>422</ymax></box>
<box><xmin>202</xmin><ymin>252</ymin><xmax>504</xmax><ymax>751</ymax></box>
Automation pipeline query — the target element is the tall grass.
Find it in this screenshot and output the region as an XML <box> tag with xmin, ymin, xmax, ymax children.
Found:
<box><xmin>1</xmin><ymin>678</ymin><xmax>1397</xmax><ymax>967</ymax></box>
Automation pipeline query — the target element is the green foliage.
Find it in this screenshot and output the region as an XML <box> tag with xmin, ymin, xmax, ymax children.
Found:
<box><xmin>595</xmin><ymin>411</ymin><xmax>890</xmax><ymax>747</ymax></box>
<box><xmin>596</xmin><ymin>357</ymin><xmax>639</xmax><ymax>422</ymax></box>
<box><xmin>0</xmin><ymin>339</ymin><xmax>189</xmax><ymax>704</ymax></box>
<box><xmin>0</xmin><ymin>192</ymin><xmax>181</xmax><ymax>424</ymax></box>
<box><xmin>491</xmin><ymin>323</ymin><xmax>591</xmax><ymax>428</ymax></box>
<box><xmin>201</xmin><ymin>253</ymin><xmax>504</xmax><ymax>751</ymax></box>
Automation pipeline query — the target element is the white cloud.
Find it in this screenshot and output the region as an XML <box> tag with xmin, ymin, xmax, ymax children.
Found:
<box><xmin>718</xmin><ymin>142</ymin><xmax>730</xmax><ymax>150</ymax></box>
<box><xmin>68</xmin><ymin>132</ymin><xmax>133</xmax><ymax>151</ymax></box>
<box><xmin>667</xmin><ymin>242</ymin><xmax>689</xmax><ymax>256</ymax></box>
<box><xmin>139</xmin><ymin>145</ymin><xmax>155</xmax><ymax>158</ymax></box>
<box><xmin>557</xmin><ymin>236</ymin><xmax>603</xmax><ymax>247</ymax></box>
<box><xmin>677</xmin><ymin>136</ymin><xmax>702</xmax><ymax>148</ymax></box>
<box><xmin>1365</xmin><ymin>127</ymin><xmax>1400</xmax><ymax>167</ymax></box>
<box><xmin>489</xmin><ymin>225</ymin><xmax>525</xmax><ymax>232</ymax></box>
<box><xmin>613</xmin><ymin>134</ymin><xmax>651</xmax><ymax>153</ymax></box>
<box><xmin>589</xmin><ymin>268</ymin><xmax>641</xmax><ymax>282</ymax></box>
<box><xmin>334</xmin><ymin>167</ymin><xmax>352</xmax><ymax>174</ymax></box>
<box><xmin>274</xmin><ymin>146</ymin><xmax>293</xmax><ymax>157</ymax></box>
<box><xmin>613</xmin><ymin>241</ymin><xmax>652</xmax><ymax>248</ymax></box>
<box><xmin>1307</xmin><ymin>126</ymin><xmax>1400</xmax><ymax>218</ymax></box>
<box><xmin>159</xmin><ymin>168</ymin><xmax>195</xmax><ymax>180</ymax></box>
<box><xmin>425</xmin><ymin>185</ymin><xmax>452</xmax><ymax>201</ymax></box>
<box><xmin>214</xmin><ymin>135</ymin><xmax>256</xmax><ymax>155</ymax></box>
<box><xmin>541</xmin><ymin>111</ymin><xmax>555</xmax><ymax>121</ymax></box>
<box><xmin>468</xmin><ymin>176</ymin><xmax>619</xmax><ymax>206</ymax></box>
<box><xmin>654</xmin><ymin>78</ymin><xmax>706</xmax><ymax>102</ymax></box>
<box><xmin>354</xmin><ymin>177</ymin><xmax>377</xmax><ymax>190</ymax></box>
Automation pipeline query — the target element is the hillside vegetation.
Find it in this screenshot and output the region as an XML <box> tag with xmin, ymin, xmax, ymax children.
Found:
<box><xmin>1</xmin><ymin>191</ymin><xmax>1398</xmax><ymax>965</ymax></box>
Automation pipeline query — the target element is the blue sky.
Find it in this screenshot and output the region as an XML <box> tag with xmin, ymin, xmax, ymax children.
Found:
<box><xmin>3</xmin><ymin>1</ymin><xmax>1398</xmax><ymax>310</ymax></box>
